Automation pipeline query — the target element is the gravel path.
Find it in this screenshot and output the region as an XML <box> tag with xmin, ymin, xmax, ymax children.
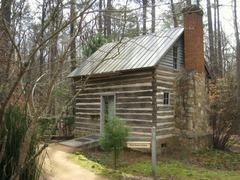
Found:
<box><xmin>42</xmin><ymin>144</ymin><xmax>107</xmax><ymax>180</ymax></box>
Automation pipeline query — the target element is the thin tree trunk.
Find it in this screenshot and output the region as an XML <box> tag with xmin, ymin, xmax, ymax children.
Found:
<box><xmin>216</xmin><ymin>0</ymin><xmax>223</xmax><ymax>77</ymax></box>
<box><xmin>170</xmin><ymin>0</ymin><xmax>178</xmax><ymax>27</ymax></box>
<box><xmin>214</xmin><ymin>0</ymin><xmax>218</xmax><ymax>76</ymax></box>
<box><xmin>39</xmin><ymin>0</ymin><xmax>47</xmax><ymax>75</ymax></box>
<box><xmin>233</xmin><ymin>0</ymin><xmax>240</xmax><ymax>107</ymax></box>
<box><xmin>142</xmin><ymin>0</ymin><xmax>147</xmax><ymax>35</ymax></box>
<box><xmin>206</xmin><ymin>0</ymin><xmax>216</xmax><ymax>78</ymax></box>
<box><xmin>98</xmin><ymin>0</ymin><xmax>103</xmax><ymax>33</ymax></box>
<box><xmin>70</xmin><ymin>0</ymin><xmax>77</xmax><ymax>115</ymax></box>
<box><xmin>0</xmin><ymin>0</ymin><xmax>12</xmax><ymax>90</ymax></box>
<box><xmin>106</xmin><ymin>0</ymin><xmax>112</xmax><ymax>37</ymax></box>
<box><xmin>151</xmin><ymin>0</ymin><xmax>155</xmax><ymax>33</ymax></box>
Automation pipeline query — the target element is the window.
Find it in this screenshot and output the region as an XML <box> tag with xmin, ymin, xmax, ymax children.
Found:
<box><xmin>163</xmin><ymin>92</ymin><xmax>170</xmax><ymax>105</ymax></box>
<box><xmin>173</xmin><ymin>46</ymin><xmax>178</xmax><ymax>69</ymax></box>
<box><xmin>100</xmin><ymin>95</ymin><xmax>115</xmax><ymax>135</ymax></box>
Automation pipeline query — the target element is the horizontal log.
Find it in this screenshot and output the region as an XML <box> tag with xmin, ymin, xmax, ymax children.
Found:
<box><xmin>76</xmin><ymin>90</ymin><xmax>153</xmax><ymax>96</ymax></box>
<box><xmin>76</xmin><ymin>104</ymin><xmax>100</xmax><ymax>109</ymax></box>
<box><xmin>117</xmin><ymin>113</ymin><xmax>152</xmax><ymax>120</ymax></box>
<box><xmin>75</xmin><ymin>98</ymin><xmax>100</xmax><ymax>103</ymax></box>
<box><xmin>117</xmin><ymin>91</ymin><xmax>153</xmax><ymax>97</ymax></box>
<box><xmin>76</xmin><ymin>94</ymin><xmax>100</xmax><ymax>98</ymax></box>
<box><xmin>156</xmin><ymin>65</ymin><xmax>178</xmax><ymax>73</ymax></box>
<box><xmin>78</xmin><ymin>82</ymin><xmax>152</xmax><ymax>91</ymax></box>
<box><xmin>125</xmin><ymin>120</ymin><xmax>153</xmax><ymax>126</ymax></box>
<box><xmin>156</xmin><ymin>82</ymin><xmax>173</xmax><ymax>89</ymax></box>
<box><xmin>117</xmin><ymin>102</ymin><xmax>152</xmax><ymax>109</ymax></box>
<box><xmin>157</xmin><ymin>127</ymin><xmax>174</xmax><ymax>136</ymax></box>
<box><xmin>116</xmin><ymin>109</ymin><xmax>152</xmax><ymax>114</ymax></box>
<box><xmin>117</xmin><ymin>97</ymin><xmax>152</xmax><ymax>103</ymax></box>
<box><xmin>78</xmin><ymin>85</ymin><xmax>152</xmax><ymax>94</ymax></box>
<box><xmin>75</xmin><ymin>108</ymin><xmax>100</xmax><ymax>113</ymax></box>
<box><xmin>157</xmin><ymin>111</ymin><xmax>174</xmax><ymax>116</ymax></box>
<box><xmin>157</xmin><ymin>122</ymin><xmax>174</xmax><ymax>129</ymax></box>
<box><xmin>81</xmin><ymin>71</ymin><xmax>152</xmax><ymax>82</ymax></box>
<box><xmin>76</xmin><ymin>77</ymin><xmax>153</xmax><ymax>89</ymax></box>
<box><xmin>156</xmin><ymin>75</ymin><xmax>175</xmax><ymax>82</ymax></box>
<box><xmin>117</xmin><ymin>117</ymin><xmax>152</xmax><ymax>122</ymax></box>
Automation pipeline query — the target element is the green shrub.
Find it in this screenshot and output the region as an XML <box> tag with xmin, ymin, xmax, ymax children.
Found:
<box><xmin>0</xmin><ymin>105</ymin><xmax>43</xmax><ymax>180</ymax></box>
<box><xmin>99</xmin><ymin>117</ymin><xmax>130</xmax><ymax>169</ymax></box>
<box><xmin>38</xmin><ymin>117</ymin><xmax>57</xmax><ymax>137</ymax></box>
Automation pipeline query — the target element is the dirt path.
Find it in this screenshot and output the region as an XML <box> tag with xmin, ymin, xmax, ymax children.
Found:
<box><xmin>42</xmin><ymin>144</ymin><xmax>107</xmax><ymax>180</ymax></box>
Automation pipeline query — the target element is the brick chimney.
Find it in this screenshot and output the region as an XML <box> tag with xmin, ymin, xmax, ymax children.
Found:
<box><xmin>183</xmin><ymin>5</ymin><xmax>205</xmax><ymax>73</ymax></box>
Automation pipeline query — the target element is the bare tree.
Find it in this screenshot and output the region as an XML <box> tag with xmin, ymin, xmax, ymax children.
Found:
<box><xmin>142</xmin><ymin>0</ymin><xmax>147</xmax><ymax>35</ymax></box>
<box><xmin>233</xmin><ymin>0</ymin><xmax>240</xmax><ymax>113</ymax></box>
<box><xmin>105</xmin><ymin>0</ymin><xmax>112</xmax><ymax>36</ymax></box>
<box><xmin>206</xmin><ymin>0</ymin><xmax>216</xmax><ymax>77</ymax></box>
<box><xmin>216</xmin><ymin>0</ymin><xmax>223</xmax><ymax>77</ymax></box>
<box><xmin>98</xmin><ymin>0</ymin><xmax>103</xmax><ymax>33</ymax></box>
<box><xmin>151</xmin><ymin>0</ymin><xmax>155</xmax><ymax>33</ymax></box>
<box><xmin>70</xmin><ymin>0</ymin><xmax>77</xmax><ymax>115</ymax></box>
<box><xmin>170</xmin><ymin>0</ymin><xmax>178</xmax><ymax>27</ymax></box>
<box><xmin>0</xmin><ymin>0</ymin><xmax>98</xmax><ymax>179</ymax></box>
<box><xmin>39</xmin><ymin>0</ymin><xmax>47</xmax><ymax>74</ymax></box>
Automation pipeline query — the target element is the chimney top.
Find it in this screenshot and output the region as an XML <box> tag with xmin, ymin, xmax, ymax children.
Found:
<box><xmin>182</xmin><ymin>5</ymin><xmax>203</xmax><ymax>16</ymax></box>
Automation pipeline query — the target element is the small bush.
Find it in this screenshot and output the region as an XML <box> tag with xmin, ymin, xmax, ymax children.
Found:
<box><xmin>209</xmin><ymin>76</ymin><xmax>238</xmax><ymax>150</ymax></box>
<box><xmin>0</xmin><ymin>105</ymin><xmax>43</xmax><ymax>180</ymax></box>
<box><xmin>99</xmin><ymin>117</ymin><xmax>130</xmax><ymax>169</ymax></box>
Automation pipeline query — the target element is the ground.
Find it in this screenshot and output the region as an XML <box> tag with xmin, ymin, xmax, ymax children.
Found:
<box><xmin>41</xmin><ymin>144</ymin><xmax>107</xmax><ymax>180</ymax></box>
<box><xmin>41</xmin><ymin>143</ymin><xmax>240</xmax><ymax>180</ymax></box>
<box><xmin>71</xmin><ymin>147</ymin><xmax>240</xmax><ymax>180</ymax></box>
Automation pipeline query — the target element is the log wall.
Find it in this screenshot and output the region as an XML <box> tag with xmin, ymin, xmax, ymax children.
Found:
<box><xmin>74</xmin><ymin>37</ymin><xmax>184</xmax><ymax>142</ymax></box>
<box><xmin>154</xmin><ymin>37</ymin><xmax>184</xmax><ymax>140</ymax></box>
<box><xmin>74</xmin><ymin>68</ymin><xmax>154</xmax><ymax>140</ymax></box>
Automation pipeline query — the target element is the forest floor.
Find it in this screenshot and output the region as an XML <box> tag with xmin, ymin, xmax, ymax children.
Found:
<box><xmin>70</xmin><ymin>147</ymin><xmax>240</xmax><ymax>180</ymax></box>
<box><xmin>41</xmin><ymin>144</ymin><xmax>107</xmax><ymax>180</ymax></box>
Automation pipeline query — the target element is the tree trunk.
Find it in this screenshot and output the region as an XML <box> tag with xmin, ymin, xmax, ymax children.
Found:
<box><xmin>0</xmin><ymin>0</ymin><xmax>12</xmax><ymax>94</ymax></box>
<box><xmin>170</xmin><ymin>0</ymin><xmax>178</xmax><ymax>27</ymax></box>
<box><xmin>70</xmin><ymin>0</ymin><xmax>77</xmax><ymax>115</ymax></box>
<box><xmin>106</xmin><ymin>0</ymin><xmax>112</xmax><ymax>37</ymax></box>
<box><xmin>39</xmin><ymin>0</ymin><xmax>47</xmax><ymax>75</ymax></box>
<box><xmin>233</xmin><ymin>0</ymin><xmax>240</xmax><ymax>128</ymax></box>
<box><xmin>142</xmin><ymin>0</ymin><xmax>147</xmax><ymax>35</ymax></box>
<box><xmin>151</xmin><ymin>0</ymin><xmax>155</xmax><ymax>33</ymax></box>
<box><xmin>216</xmin><ymin>0</ymin><xmax>223</xmax><ymax>77</ymax></box>
<box><xmin>206</xmin><ymin>0</ymin><xmax>216</xmax><ymax>78</ymax></box>
<box><xmin>213</xmin><ymin>0</ymin><xmax>218</xmax><ymax>76</ymax></box>
<box><xmin>98</xmin><ymin>0</ymin><xmax>103</xmax><ymax>33</ymax></box>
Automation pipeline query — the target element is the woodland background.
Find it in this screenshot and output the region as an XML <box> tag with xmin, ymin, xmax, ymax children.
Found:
<box><xmin>0</xmin><ymin>0</ymin><xmax>239</xmax><ymax>179</ymax></box>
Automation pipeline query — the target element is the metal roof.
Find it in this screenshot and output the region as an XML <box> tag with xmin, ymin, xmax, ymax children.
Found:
<box><xmin>68</xmin><ymin>27</ymin><xmax>184</xmax><ymax>77</ymax></box>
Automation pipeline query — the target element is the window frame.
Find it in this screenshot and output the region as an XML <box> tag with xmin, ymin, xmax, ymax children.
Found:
<box><xmin>173</xmin><ymin>46</ymin><xmax>178</xmax><ymax>69</ymax></box>
<box><xmin>163</xmin><ymin>92</ymin><xmax>170</xmax><ymax>105</ymax></box>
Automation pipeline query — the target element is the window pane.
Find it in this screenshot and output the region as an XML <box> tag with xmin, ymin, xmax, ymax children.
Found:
<box><xmin>163</xmin><ymin>92</ymin><xmax>169</xmax><ymax>105</ymax></box>
<box><xmin>173</xmin><ymin>47</ymin><xmax>178</xmax><ymax>69</ymax></box>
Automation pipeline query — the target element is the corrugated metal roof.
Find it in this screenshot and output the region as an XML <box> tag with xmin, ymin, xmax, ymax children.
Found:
<box><xmin>68</xmin><ymin>27</ymin><xmax>184</xmax><ymax>77</ymax></box>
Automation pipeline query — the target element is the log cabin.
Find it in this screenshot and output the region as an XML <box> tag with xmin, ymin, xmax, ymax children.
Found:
<box><xmin>68</xmin><ymin>5</ymin><xmax>212</xmax><ymax>151</ymax></box>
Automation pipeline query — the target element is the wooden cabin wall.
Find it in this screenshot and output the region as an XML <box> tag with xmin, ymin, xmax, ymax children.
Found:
<box><xmin>154</xmin><ymin>37</ymin><xmax>184</xmax><ymax>139</ymax></box>
<box><xmin>74</xmin><ymin>69</ymin><xmax>154</xmax><ymax>140</ymax></box>
<box><xmin>155</xmin><ymin>66</ymin><xmax>176</xmax><ymax>139</ymax></box>
<box><xmin>159</xmin><ymin>37</ymin><xmax>184</xmax><ymax>69</ymax></box>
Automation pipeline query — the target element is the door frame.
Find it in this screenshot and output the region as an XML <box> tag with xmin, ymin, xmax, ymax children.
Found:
<box><xmin>100</xmin><ymin>94</ymin><xmax>116</xmax><ymax>135</ymax></box>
